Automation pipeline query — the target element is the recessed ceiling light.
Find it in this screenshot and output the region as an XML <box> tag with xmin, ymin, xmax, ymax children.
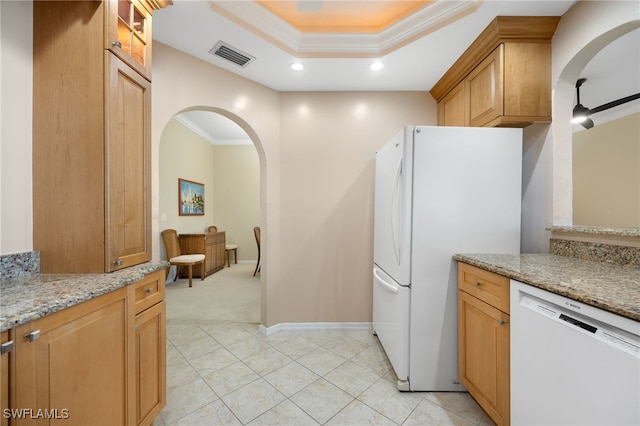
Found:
<box><xmin>290</xmin><ymin>62</ymin><xmax>304</xmax><ymax>71</ymax></box>
<box><xmin>369</xmin><ymin>61</ymin><xmax>384</xmax><ymax>71</ymax></box>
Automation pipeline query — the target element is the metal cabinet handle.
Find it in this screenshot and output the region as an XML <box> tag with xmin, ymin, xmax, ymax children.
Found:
<box><xmin>1</xmin><ymin>340</ymin><xmax>14</xmax><ymax>354</ymax></box>
<box><xmin>145</xmin><ymin>288</ymin><xmax>153</xmax><ymax>294</ymax></box>
<box><xmin>113</xmin><ymin>40</ymin><xmax>122</xmax><ymax>48</ymax></box>
<box><xmin>24</xmin><ymin>330</ymin><xmax>41</xmax><ymax>342</ymax></box>
<box><xmin>474</xmin><ymin>281</ymin><xmax>482</xmax><ymax>287</ymax></box>
<box><xmin>113</xmin><ymin>259</ymin><xmax>123</xmax><ymax>266</ymax></box>
<box><xmin>497</xmin><ymin>319</ymin><xmax>507</xmax><ymax>326</ymax></box>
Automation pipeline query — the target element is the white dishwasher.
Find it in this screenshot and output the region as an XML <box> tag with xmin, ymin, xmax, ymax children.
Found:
<box><xmin>510</xmin><ymin>280</ymin><xmax>640</xmax><ymax>426</ymax></box>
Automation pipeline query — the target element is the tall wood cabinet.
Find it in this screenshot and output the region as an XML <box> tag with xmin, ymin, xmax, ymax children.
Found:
<box><xmin>458</xmin><ymin>262</ymin><xmax>510</xmax><ymax>426</ymax></box>
<box><xmin>179</xmin><ymin>231</ymin><xmax>226</xmax><ymax>277</ymax></box>
<box><xmin>431</xmin><ymin>16</ymin><xmax>560</xmax><ymax>128</ymax></box>
<box><xmin>32</xmin><ymin>0</ymin><xmax>167</xmax><ymax>273</ymax></box>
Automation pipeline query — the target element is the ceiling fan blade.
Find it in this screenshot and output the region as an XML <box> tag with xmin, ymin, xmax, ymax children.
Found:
<box><xmin>589</xmin><ymin>93</ymin><xmax>640</xmax><ymax>114</ymax></box>
<box><xmin>298</xmin><ymin>0</ymin><xmax>323</xmax><ymax>12</ymax></box>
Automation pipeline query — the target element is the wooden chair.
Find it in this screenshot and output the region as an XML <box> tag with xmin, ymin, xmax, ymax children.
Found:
<box><xmin>161</xmin><ymin>229</ymin><xmax>205</xmax><ymax>288</ymax></box>
<box><xmin>253</xmin><ymin>226</ymin><xmax>261</xmax><ymax>276</ymax></box>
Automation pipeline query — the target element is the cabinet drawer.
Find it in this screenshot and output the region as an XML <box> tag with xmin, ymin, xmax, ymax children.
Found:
<box><xmin>134</xmin><ymin>270</ymin><xmax>165</xmax><ymax>314</ymax></box>
<box><xmin>458</xmin><ymin>262</ymin><xmax>510</xmax><ymax>313</ymax></box>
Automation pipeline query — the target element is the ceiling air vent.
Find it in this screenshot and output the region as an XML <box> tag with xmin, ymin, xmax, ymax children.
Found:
<box><xmin>209</xmin><ymin>41</ymin><xmax>255</xmax><ymax>68</ymax></box>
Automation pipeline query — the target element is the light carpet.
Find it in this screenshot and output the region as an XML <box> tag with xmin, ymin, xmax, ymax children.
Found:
<box><xmin>165</xmin><ymin>262</ymin><xmax>260</xmax><ymax>324</ymax></box>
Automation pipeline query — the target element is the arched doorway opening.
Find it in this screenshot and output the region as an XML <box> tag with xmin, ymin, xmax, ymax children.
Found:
<box><xmin>552</xmin><ymin>19</ymin><xmax>640</xmax><ymax>226</ymax></box>
<box><xmin>158</xmin><ymin>105</ymin><xmax>266</xmax><ymax>324</ymax></box>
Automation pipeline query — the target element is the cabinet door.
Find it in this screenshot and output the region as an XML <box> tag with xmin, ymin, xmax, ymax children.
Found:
<box><xmin>135</xmin><ymin>301</ymin><xmax>166</xmax><ymax>426</ymax></box>
<box><xmin>468</xmin><ymin>45</ymin><xmax>504</xmax><ymax>127</ymax></box>
<box><xmin>1</xmin><ymin>331</ymin><xmax>9</xmax><ymax>426</ymax></box>
<box><xmin>503</xmin><ymin>42</ymin><xmax>552</xmax><ymax>120</ymax></box>
<box><xmin>106</xmin><ymin>52</ymin><xmax>152</xmax><ymax>272</ymax></box>
<box><xmin>458</xmin><ymin>290</ymin><xmax>509</xmax><ymax>426</ymax></box>
<box><xmin>14</xmin><ymin>289</ymin><xmax>129</xmax><ymax>425</ymax></box>
<box><xmin>105</xmin><ymin>0</ymin><xmax>152</xmax><ymax>80</ymax></box>
<box><xmin>437</xmin><ymin>81</ymin><xmax>468</xmax><ymax>126</ymax></box>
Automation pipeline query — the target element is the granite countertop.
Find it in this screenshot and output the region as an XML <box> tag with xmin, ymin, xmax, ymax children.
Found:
<box><xmin>453</xmin><ymin>253</ymin><xmax>640</xmax><ymax>322</ymax></box>
<box><xmin>0</xmin><ymin>261</ymin><xmax>169</xmax><ymax>332</ymax></box>
<box><xmin>547</xmin><ymin>225</ymin><xmax>640</xmax><ymax>237</ymax></box>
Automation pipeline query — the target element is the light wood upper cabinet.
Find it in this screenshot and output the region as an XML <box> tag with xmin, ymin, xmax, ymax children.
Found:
<box><xmin>33</xmin><ymin>1</ymin><xmax>154</xmax><ymax>273</ymax></box>
<box><xmin>467</xmin><ymin>45</ymin><xmax>504</xmax><ymax>127</ymax></box>
<box><xmin>431</xmin><ymin>16</ymin><xmax>559</xmax><ymax>128</ymax></box>
<box><xmin>106</xmin><ymin>53</ymin><xmax>152</xmax><ymax>272</ymax></box>
<box><xmin>458</xmin><ymin>262</ymin><xmax>510</xmax><ymax>426</ymax></box>
<box><xmin>437</xmin><ymin>80</ymin><xmax>468</xmax><ymax>127</ymax></box>
<box><xmin>105</xmin><ymin>0</ymin><xmax>153</xmax><ymax>81</ymax></box>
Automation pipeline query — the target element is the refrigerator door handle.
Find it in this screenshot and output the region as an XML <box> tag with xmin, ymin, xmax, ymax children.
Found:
<box><xmin>373</xmin><ymin>267</ymin><xmax>399</xmax><ymax>294</ymax></box>
<box><xmin>390</xmin><ymin>158</ymin><xmax>403</xmax><ymax>265</ymax></box>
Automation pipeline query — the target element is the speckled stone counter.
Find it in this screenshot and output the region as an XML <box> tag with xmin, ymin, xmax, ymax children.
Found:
<box><xmin>547</xmin><ymin>226</ymin><xmax>640</xmax><ymax>237</ymax></box>
<box><xmin>547</xmin><ymin>226</ymin><xmax>640</xmax><ymax>267</ymax></box>
<box><xmin>453</xmin><ymin>253</ymin><xmax>640</xmax><ymax>321</ymax></box>
<box><xmin>0</xmin><ymin>261</ymin><xmax>169</xmax><ymax>332</ymax></box>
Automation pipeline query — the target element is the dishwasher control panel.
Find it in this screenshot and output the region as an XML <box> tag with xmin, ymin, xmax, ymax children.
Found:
<box><xmin>519</xmin><ymin>291</ymin><xmax>640</xmax><ymax>358</ymax></box>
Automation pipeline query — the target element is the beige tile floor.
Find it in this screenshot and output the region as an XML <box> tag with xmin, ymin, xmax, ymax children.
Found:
<box><xmin>157</xmin><ymin>263</ymin><xmax>495</xmax><ymax>426</ymax></box>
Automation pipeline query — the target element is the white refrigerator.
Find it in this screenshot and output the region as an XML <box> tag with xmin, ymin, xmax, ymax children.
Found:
<box><xmin>372</xmin><ymin>125</ymin><xmax>522</xmax><ymax>391</ymax></box>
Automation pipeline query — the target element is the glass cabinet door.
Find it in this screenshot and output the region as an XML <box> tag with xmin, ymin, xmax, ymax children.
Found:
<box><xmin>107</xmin><ymin>0</ymin><xmax>152</xmax><ymax>80</ymax></box>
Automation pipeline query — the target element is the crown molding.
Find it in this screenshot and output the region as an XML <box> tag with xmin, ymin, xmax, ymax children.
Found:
<box><xmin>209</xmin><ymin>0</ymin><xmax>482</xmax><ymax>58</ymax></box>
<box><xmin>174</xmin><ymin>114</ymin><xmax>218</xmax><ymax>145</ymax></box>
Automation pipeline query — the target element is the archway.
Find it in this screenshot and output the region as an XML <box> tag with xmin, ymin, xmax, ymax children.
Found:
<box><xmin>158</xmin><ymin>105</ymin><xmax>266</xmax><ymax>324</ymax></box>
<box><xmin>552</xmin><ymin>18</ymin><xmax>640</xmax><ymax>226</ymax></box>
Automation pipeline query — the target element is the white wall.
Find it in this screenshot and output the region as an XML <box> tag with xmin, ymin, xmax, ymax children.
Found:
<box><xmin>573</xmin><ymin>113</ymin><xmax>640</xmax><ymax>227</ymax></box>
<box><xmin>274</xmin><ymin>91</ymin><xmax>433</xmax><ymax>324</ymax></box>
<box><xmin>0</xmin><ymin>1</ymin><xmax>32</xmax><ymax>255</ymax></box>
<box><xmin>158</xmin><ymin>118</ymin><xmax>216</xmax><ymax>255</ymax></box>
<box><xmin>211</xmin><ymin>145</ymin><xmax>260</xmax><ymax>262</ymax></box>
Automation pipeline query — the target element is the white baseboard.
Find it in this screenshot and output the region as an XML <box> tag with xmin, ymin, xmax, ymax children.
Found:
<box><xmin>258</xmin><ymin>322</ymin><xmax>373</xmax><ymax>336</ymax></box>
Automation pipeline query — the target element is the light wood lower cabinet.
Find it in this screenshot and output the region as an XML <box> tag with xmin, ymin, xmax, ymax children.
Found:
<box><xmin>7</xmin><ymin>271</ymin><xmax>166</xmax><ymax>425</ymax></box>
<box><xmin>135</xmin><ymin>302</ymin><xmax>166</xmax><ymax>426</ymax></box>
<box><xmin>458</xmin><ymin>262</ymin><xmax>510</xmax><ymax>426</ymax></box>
<box><xmin>14</xmin><ymin>288</ymin><xmax>129</xmax><ymax>425</ymax></box>
<box><xmin>1</xmin><ymin>331</ymin><xmax>10</xmax><ymax>426</ymax></box>
<box><xmin>132</xmin><ymin>270</ymin><xmax>166</xmax><ymax>426</ymax></box>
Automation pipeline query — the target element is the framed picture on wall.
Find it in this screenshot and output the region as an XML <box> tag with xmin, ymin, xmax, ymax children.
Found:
<box><xmin>179</xmin><ymin>178</ymin><xmax>205</xmax><ymax>216</ymax></box>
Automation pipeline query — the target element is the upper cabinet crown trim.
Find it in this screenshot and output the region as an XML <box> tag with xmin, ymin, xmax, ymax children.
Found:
<box><xmin>430</xmin><ymin>16</ymin><xmax>561</xmax><ymax>102</ymax></box>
